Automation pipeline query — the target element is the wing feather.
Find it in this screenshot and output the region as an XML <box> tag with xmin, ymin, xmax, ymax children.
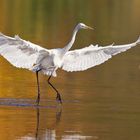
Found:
<box><xmin>0</xmin><ymin>33</ymin><xmax>49</xmax><ymax>70</ymax></box>
<box><xmin>62</xmin><ymin>37</ymin><xmax>140</xmax><ymax>72</ymax></box>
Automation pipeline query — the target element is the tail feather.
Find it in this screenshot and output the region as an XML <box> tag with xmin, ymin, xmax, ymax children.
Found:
<box><xmin>42</xmin><ymin>69</ymin><xmax>57</xmax><ymax>77</ymax></box>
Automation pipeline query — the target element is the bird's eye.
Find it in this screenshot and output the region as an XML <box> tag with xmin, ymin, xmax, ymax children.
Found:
<box><xmin>81</xmin><ymin>25</ymin><xmax>85</xmax><ymax>28</ymax></box>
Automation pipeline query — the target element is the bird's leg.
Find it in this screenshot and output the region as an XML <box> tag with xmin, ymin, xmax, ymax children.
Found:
<box><xmin>47</xmin><ymin>75</ymin><xmax>62</xmax><ymax>104</ymax></box>
<box><xmin>36</xmin><ymin>71</ymin><xmax>40</xmax><ymax>105</ymax></box>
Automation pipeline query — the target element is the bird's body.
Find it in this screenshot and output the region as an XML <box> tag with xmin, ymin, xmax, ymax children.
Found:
<box><xmin>0</xmin><ymin>23</ymin><xmax>139</xmax><ymax>105</ymax></box>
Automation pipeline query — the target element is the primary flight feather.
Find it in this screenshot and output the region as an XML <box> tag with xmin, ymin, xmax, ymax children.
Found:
<box><xmin>62</xmin><ymin>41</ymin><xmax>140</xmax><ymax>72</ymax></box>
<box><xmin>0</xmin><ymin>23</ymin><xmax>139</xmax><ymax>105</ymax></box>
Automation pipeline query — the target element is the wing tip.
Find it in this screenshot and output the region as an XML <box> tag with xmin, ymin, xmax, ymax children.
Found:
<box><xmin>136</xmin><ymin>35</ymin><xmax>140</xmax><ymax>45</ymax></box>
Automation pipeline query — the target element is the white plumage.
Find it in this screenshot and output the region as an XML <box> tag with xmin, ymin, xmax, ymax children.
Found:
<box><xmin>0</xmin><ymin>23</ymin><xmax>139</xmax><ymax>104</ymax></box>
<box><xmin>0</xmin><ymin>33</ymin><xmax>46</xmax><ymax>68</ymax></box>
<box><xmin>62</xmin><ymin>41</ymin><xmax>140</xmax><ymax>72</ymax></box>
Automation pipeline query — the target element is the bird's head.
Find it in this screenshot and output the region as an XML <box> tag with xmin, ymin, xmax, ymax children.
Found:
<box><xmin>77</xmin><ymin>23</ymin><xmax>93</xmax><ymax>30</ymax></box>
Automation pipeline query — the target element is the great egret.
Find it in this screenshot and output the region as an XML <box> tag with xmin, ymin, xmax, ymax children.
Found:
<box><xmin>0</xmin><ymin>23</ymin><xmax>139</xmax><ymax>105</ymax></box>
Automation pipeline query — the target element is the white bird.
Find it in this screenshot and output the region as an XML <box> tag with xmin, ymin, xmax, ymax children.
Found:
<box><xmin>0</xmin><ymin>23</ymin><xmax>139</xmax><ymax>105</ymax></box>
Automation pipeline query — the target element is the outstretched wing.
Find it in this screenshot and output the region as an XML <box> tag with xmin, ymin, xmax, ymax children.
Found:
<box><xmin>0</xmin><ymin>33</ymin><xmax>49</xmax><ymax>69</ymax></box>
<box><xmin>62</xmin><ymin>37</ymin><xmax>140</xmax><ymax>72</ymax></box>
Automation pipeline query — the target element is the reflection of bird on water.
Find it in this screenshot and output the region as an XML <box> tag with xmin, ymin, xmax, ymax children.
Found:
<box><xmin>35</xmin><ymin>108</ymin><xmax>40</xmax><ymax>140</ymax></box>
<box><xmin>35</xmin><ymin>107</ymin><xmax>62</xmax><ymax>140</ymax></box>
<box><xmin>0</xmin><ymin>23</ymin><xmax>139</xmax><ymax>105</ymax></box>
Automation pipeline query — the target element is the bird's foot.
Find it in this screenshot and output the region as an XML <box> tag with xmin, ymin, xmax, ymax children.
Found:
<box><xmin>56</xmin><ymin>93</ymin><xmax>62</xmax><ymax>104</ymax></box>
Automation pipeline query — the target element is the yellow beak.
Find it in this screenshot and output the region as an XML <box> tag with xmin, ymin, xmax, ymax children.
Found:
<box><xmin>85</xmin><ymin>25</ymin><xmax>94</xmax><ymax>30</ymax></box>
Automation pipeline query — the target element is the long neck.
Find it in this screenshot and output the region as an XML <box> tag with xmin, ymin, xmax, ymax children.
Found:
<box><xmin>63</xmin><ymin>26</ymin><xmax>79</xmax><ymax>53</ymax></box>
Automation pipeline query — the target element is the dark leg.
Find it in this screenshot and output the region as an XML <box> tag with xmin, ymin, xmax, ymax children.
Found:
<box><xmin>48</xmin><ymin>75</ymin><xmax>62</xmax><ymax>104</ymax></box>
<box><xmin>35</xmin><ymin>108</ymin><xmax>40</xmax><ymax>139</ymax></box>
<box><xmin>36</xmin><ymin>71</ymin><xmax>40</xmax><ymax>105</ymax></box>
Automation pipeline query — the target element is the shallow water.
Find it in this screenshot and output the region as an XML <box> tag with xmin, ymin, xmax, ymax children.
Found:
<box><xmin>0</xmin><ymin>0</ymin><xmax>140</xmax><ymax>140</ymax></box>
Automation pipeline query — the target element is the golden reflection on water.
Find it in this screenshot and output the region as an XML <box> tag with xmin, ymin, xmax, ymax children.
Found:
<box><xmin>0</xmin><ymin>0</ymin><xmax>140</xmax><ymax>140</ymax></box>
